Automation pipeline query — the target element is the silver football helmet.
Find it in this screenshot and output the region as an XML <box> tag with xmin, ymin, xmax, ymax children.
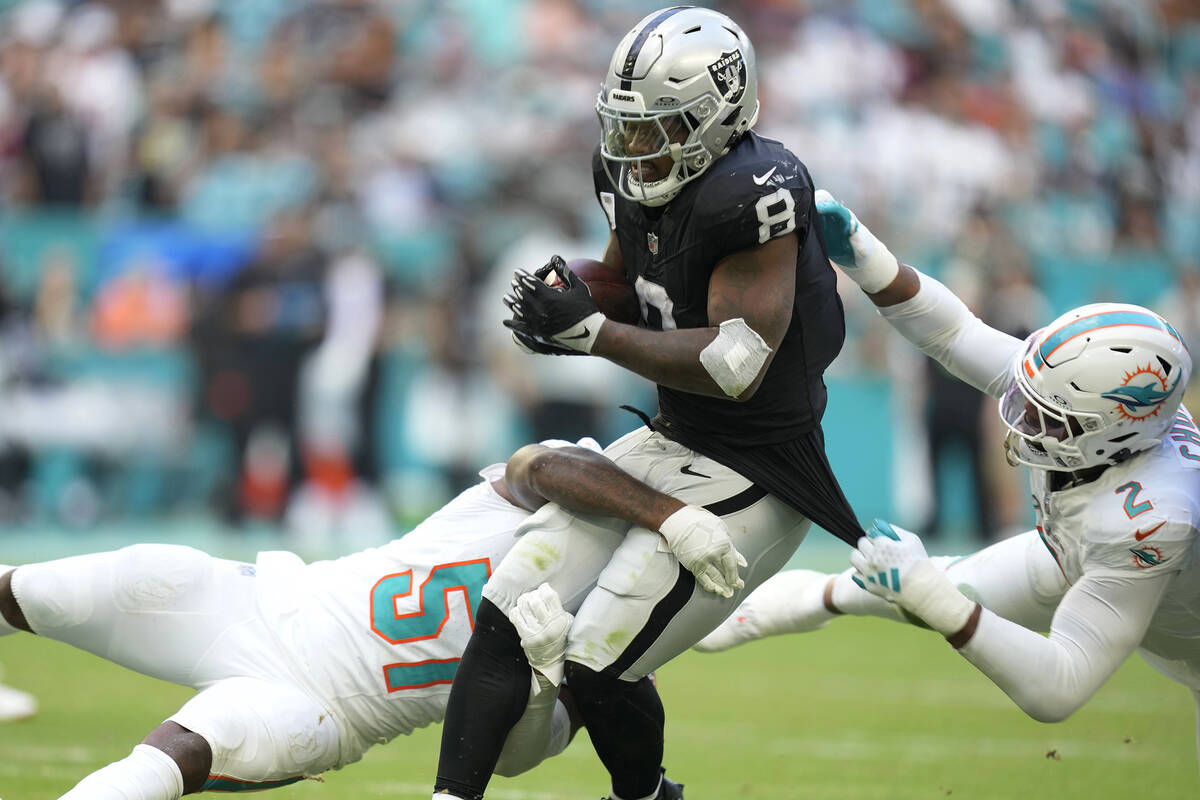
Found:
<box><xmin>1000</xmin><ymin>303</ymin><xmax>1192</xmax><ymax>471</ymax></box>
<box><xmin>596</xmin><ymin>6</ymin><xmax>760</xmax><ymax>207</ymax></box>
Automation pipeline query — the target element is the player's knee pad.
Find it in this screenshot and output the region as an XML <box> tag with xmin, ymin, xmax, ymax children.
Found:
<box><xmin>112</xmin><ymin>544</ymin><xmax>210</xmax><ymax>612</ymax></box>
<box><xmin>171</xmin><ymin>677</ymin><xmax>340</xmax><ymax>787</ymax></box>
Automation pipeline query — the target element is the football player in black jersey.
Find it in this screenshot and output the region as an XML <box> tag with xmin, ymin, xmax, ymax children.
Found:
<box><xmin>434</xmin><ymin>8</ymin><xmax>863</xmax><ymax>800</ymax></box>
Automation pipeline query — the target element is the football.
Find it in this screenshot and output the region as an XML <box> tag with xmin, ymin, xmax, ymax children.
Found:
<box><xmin>565</xmin><ymin>258</ymin><xmax>640</xmax><ymax>325</ymax></box>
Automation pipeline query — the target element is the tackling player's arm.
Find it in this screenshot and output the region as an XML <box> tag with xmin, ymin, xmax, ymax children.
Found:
<box><xmin>591</xmin><ymin>232</ymin><xmax>796</xmax><ymax>401</ymax></box>
<box><xmin>816</xmin><ymin>191</ymin><xmax>1019</xmax><ymax>398</ymax></box>
<box><xmin>499</xmin><ymin>443</ymin><xmax>746</xmax><ymax>597</ymax></box>
<box><xmin>951</xmin><ymin>570</ymin><xmax>1168</xmax><ymax>721</ymax></box>
<box><xmin>498</xmin><ymin>443</ymin><xmax>683</xmax><ymax>528</ymax></box>
<box><xmin>853</xmin><ymin>520</ymin><xmax>1169</xmax><ymax>722</ymax></box>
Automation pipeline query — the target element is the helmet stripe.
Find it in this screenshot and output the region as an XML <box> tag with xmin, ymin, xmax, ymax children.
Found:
<box><xmin>619</xmin><ymin>6</ymin><xmax>692</xmax><ymax>89</ymax></box>
<box><xmin>1033</xmin><ymin>310</ymin><xmax>1178</xmax><ymax>371</ymax></box>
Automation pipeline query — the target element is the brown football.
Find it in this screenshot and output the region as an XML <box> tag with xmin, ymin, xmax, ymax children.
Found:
<box><xmin>567</xmin><ymin>258</ymin><xmax>640</xmax><ymax>325</ymax></box>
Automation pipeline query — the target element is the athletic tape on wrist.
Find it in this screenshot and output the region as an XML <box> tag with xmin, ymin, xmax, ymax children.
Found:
<box><xmin>898</xmin><ymin>560</ymin><xmax>977</xmax><ymax>635</ymax></box>
<box><xmin>848</xmin><ymin>220</ymin><xmax>900</xmax><ymax>294</ymax></box>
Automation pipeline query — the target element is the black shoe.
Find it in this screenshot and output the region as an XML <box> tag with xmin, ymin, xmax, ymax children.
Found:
<box><xmin>603</xmin><ymin>768</ymin><xmax>684</xmax><ymax>800</ymax></box>
<box><xmin>658</xmin><ymin>772</ymin><xmax>684</xmax><ymax>799</ymax></box>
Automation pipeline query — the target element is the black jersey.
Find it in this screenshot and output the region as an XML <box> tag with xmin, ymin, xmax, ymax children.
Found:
<box><xmin>592</xmin><ymin>132</ymin><xmax>863</xmax><ymax>545</ymax></box>
<box><xmin>592</xmin><ymin>131</ymin><xmax>846</xmax><ymax>447</ymax></box>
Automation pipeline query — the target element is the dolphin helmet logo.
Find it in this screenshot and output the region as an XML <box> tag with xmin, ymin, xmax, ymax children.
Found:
<box><xmin>1101</xmin><ymin>365</ymin><xmax>1181</xmax><ymax>420</ymax></box>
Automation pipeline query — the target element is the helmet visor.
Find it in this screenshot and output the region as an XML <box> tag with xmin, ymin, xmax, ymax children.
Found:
<box><xmin>599</xmin><ymin>110</ymin><xmax>688</xmax><ymax>161</ymax></box>
<box><xmin>998</xmin><ymin>378</ymin><xmax>1102</xmax><ymax>469</ymax></box>
<box><xmin>1000</xmin><ymin>380</ymin><xmax>1072</xmax><ymax>443</ymax></box>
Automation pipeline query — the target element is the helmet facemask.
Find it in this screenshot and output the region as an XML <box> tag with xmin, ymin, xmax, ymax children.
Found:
<box><xmin>597</xmin><ymin>94</ymin><xmax>717</xmax><ymax>207</ymax></box>
<box><xmin>1000</xmin><ymin>377</ymin><xmax>1104</xmax><ymax>470</ymax></box>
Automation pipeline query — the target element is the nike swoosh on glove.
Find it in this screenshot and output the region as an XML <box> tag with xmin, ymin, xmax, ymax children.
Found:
<box><xmin>503</xmin><ymin>255</ymin><xmax>605</xmax><ymax>354</ymax></box>
<box><xmin>510</xmin><ymin>583</ymin><xmax>573</xmax><ymax>690</ymax></box>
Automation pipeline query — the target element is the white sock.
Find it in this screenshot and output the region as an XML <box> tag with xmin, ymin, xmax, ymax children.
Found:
<box><xmin>59</xmin><ymin>744</ymin><xmax>184</xmax><ymax>800</ymax></box>
<box><xmin>0</xmin><ymin>565</ymin><xmax>17</xmax><ymax>636</ymax></box>
<box><xmin>432</xmin><ymin>794</ymin><xmax>472</xmax><ymax>800</ymax></box>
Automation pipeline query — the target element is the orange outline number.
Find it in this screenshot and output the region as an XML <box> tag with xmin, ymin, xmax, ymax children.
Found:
<box><xmin>369</xmin><ymin>559</ymin><xmax>490</xmax><ymax>692</ymax></box>
<box><xmin>1115</xmin><ymin>482</ymin><xmax>1153</xmax><ymax>519</ymax></box>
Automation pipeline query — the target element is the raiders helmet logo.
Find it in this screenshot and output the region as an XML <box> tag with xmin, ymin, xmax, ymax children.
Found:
<box><xmin>707</xmin><ymin>50</ymin><xmax>747</xmax><ymax>104</ymax></box>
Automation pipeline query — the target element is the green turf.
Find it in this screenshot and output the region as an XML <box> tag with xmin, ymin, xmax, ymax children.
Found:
<box><xmin>1</xmin><ymin>618</ymin><xmax>1193</xmax><ymax>799</ymax></box>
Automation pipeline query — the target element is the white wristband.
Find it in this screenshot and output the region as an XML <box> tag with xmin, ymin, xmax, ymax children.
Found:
<box><xmin>896</xmin><ymin>560</ymin><xmax>976</xmax><ymax>635</ymax></box>
<box><xmin>847</xmin><ymin>222</ymin><xmax>900</xmax><ymax>294</ymax></box>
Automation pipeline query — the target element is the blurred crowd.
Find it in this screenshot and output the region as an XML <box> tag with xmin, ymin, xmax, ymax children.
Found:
<box><xmin>0</xmin><ymin>0</ymin><xmax>1196</xmax><ymax>543</ymax></box>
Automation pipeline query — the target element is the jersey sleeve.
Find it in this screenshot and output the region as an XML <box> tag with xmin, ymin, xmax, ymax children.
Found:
<box><xmin>958</xmin><ymin>570</ymin><xmax>1171</xmax><ymax>722</ymax></box>
<box><xmin>878</xmin><ymin>271</ymin><xmax>1022</xmax><ymax>398</ymax></box>
<box><xmin>591</xmin><ymin>146</ymin><xmax>618</xmax><ymax>231</ymax></box>
<box><xmin>1078</xmin><ymin>466</ymin><xmax>1198</xmax><ymax>579</ymax></box>
<box><xmin>1081</xmin><ymin>514</ymin><xmax>1195</xmax><ymax>578</ymax></box>
<box><xmin>690</xmin><ymin>163</ymin><xmax>811</xmax><ymax>262</ymax></box>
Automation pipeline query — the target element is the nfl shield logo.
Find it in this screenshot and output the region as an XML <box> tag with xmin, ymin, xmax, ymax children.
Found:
<box><xmin>647</xmin><ymin>232</ymin><xmax>659</xmax><ymax>255</ymax></box>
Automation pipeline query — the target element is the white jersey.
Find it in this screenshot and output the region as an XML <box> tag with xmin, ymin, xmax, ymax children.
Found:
<box><xmin>880</xmin><ymin>271</ymin><xmax>1200</xmax><ymax>684</ymax></box>
<box><xmin>1028</xmin><ymin>412</ymin><xmax>1200</xmax><ymax>663</ymax></box>
<box><xmin>253</xmin><ymin>463</ymin><xmax>530</xmax><ymax>754</ymax></box>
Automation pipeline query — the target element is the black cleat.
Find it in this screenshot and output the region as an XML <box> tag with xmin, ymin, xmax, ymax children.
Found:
<box><xmin>603</xmin><ymin>769</ymin><xmax>683</xmax><ymax>800</ymax></box>
<box><xmin>658</xmin><ymin>771</ymin><xmax>684</xmax><ymax>799</ymax></box>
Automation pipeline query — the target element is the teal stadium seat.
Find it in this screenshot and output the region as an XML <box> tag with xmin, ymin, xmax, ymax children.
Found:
<box><xmin>0</xmin><ymin>211</ymin><xmax>98</xmax><ymax>301</ymax></box>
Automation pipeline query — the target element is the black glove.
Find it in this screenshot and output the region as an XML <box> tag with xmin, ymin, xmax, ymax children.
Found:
<box><xmin>502</xmin><ymin>255</ymin><xmax>605</xmax><ymax>354</ymax></box>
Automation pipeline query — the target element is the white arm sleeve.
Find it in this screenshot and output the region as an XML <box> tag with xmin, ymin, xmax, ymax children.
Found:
<box><xmin>878</xmin><ymin>271</ymin><xmax>1024</xmax><ymax>399</ymax></box>
<box><xmin>957</xmin><ymin>570</ymin><xmax>1172</xmax><ymax>722</ymax></box>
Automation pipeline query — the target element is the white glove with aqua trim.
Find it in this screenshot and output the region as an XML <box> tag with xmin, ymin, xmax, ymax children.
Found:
<box><xmin>849</xmin><ymin>519</ymin><xmax>975</xmax><ymax>636</ymax></box>
<box><xmin>659</xmin><ymin>505</ymin><xmax>747</xmax><ymax>599</ymax></box>
<box><xmin>510</xmin><ymin>583</ymin><xmax>572</xmax><ymax>690</ymax></box>
<box><xmin>814</xmin><ymin>190</ymin><xmax>900</xmax><ymax>293</ymax></box>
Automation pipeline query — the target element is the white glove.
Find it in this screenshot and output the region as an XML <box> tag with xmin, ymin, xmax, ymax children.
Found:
<box><xmin>814</xmin><ymin>189</ymin><xmax>900</xmax><ymax>293</ymax></box>
<box><xmin>849</xmin><ymin>519</ymin><xmax>976</xmax><ymax>636</ymax></box>
<box><xmin>510</xmin><ymin>583</ymin><xmax>573</xmax><ymax>690</ymax></box>
<box><xmin>659</xmin><ymin>505</ymin><xmax>747</xmax><ymax>599</ymax></box>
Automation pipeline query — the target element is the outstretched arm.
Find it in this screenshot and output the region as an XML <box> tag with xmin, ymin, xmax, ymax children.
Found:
<box><xmin>954</xmin><ymin>571</ymin><xmax>1167</xmax><ymax>721</ymax></box>
<box><xmin>815</xmin><ymin>192</ymin><xmax>1021</xmax><ymax>399</ymax></box>
<box><xmin>499</xmin><ymin>443</ymin><xmax>745</xmax><ymax>598</ymax></box>
<box><xmin>852</xmin><ymin>521</ymin><xmax>1169</xmax><ymax>722</ymax></box>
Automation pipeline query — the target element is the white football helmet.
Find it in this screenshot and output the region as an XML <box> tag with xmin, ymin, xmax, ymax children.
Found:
<box><xmin>1000</xmin><ymin>303</ymin><xmax>1191</xmax><ymax>471</ymax></box>
<box><xmin>596</xmin><ymin>6</ymin><xmax>759</xmax><ymax>207</ymax></box>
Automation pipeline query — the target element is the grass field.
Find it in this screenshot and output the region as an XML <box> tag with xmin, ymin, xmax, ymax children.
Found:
<box><xmin>1</xmin><ymin>616</ymin><xmax>1194</xmax><ymax>800</ymax></box>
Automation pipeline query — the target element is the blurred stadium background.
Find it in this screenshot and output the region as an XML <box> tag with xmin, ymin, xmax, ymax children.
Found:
<box><xmin>0</xmin><ymin>0</ymin><xmax>1196</xmax><ymax>556</ymax></box>
<box><xmin>2</xmin><ymin>0</ymin><xmax>1200</xmax><ymax>795</ymax></box>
